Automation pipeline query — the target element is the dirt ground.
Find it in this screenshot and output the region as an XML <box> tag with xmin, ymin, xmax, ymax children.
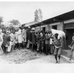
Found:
<box><xmin>0</xmin><ymin>49</ymin><xmax>45</xmax><ymax>64</ymax></box>
<box><xmin>0</xmin><ymin>48</ymin><xmax>71</xmax><ymax>64</ymax></box>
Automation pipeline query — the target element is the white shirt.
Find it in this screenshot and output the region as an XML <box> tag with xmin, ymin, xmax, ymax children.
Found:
<box><xmin>16</xmin><ymin>29</ymin><xmax>23</xmax><ymax>43</ymax></box>
<box><xmin>50</xmin><ymin>38</ymin><xmax>53</xmax><ymax>44</ymax></box>
<box><xmin>0</xmin><ymin>33</ymin><xmax>3</xmax><ymax>46</ymax></box>
<box><xmin>72</xmin><ymin>36</ymin><xmax>74</xmax><ymax>41</ymax></box>
<box><xmin>22</xmin><ymin>29</ymin><xmax>26</xmax><ymax>42</ymax></box>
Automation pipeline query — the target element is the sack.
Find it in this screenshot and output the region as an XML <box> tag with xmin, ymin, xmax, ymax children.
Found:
<box><xmin>68</xmin><ymin>45</ymin><xmax>74</xmax><ymax>49</ymax></box>
<box><xmin>54</xmin><ymin>39</ymin><xmax>61</xmax><ymax>46</ymax></box>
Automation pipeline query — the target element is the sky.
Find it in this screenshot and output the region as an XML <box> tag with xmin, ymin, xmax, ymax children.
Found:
<box><xmin>0</xmin><ymin>2</ymin><xmax>74</xmax><ymax>25</ymax></box>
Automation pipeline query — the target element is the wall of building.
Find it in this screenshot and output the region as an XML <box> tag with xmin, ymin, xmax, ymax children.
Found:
<box><xmin>35</xmin><ymin>24</ymin><xmax>50</xmax><ymax>32</ymax></box>
<box><xmin>35</xmin><ymin>26</ymin><xmax>41</xmax><ymax>32</ymax></box>
<box><xmin>49</xmin><ymin>22</ymin><xmax>64</xmax><ymax>31</ymax></box>
<box><xmin>45</xmin><ymin>25</ymin><xmax>50</xmax><ymax>31</ymax></box>
<box><xmin>33</xmin><ymin>19</ymin><xmax>74</xmax><ymax>49</ymax></box>
<box><xmin>57</xmin><ymin>22</ymin><xmax>64</xmax><ymax>31</ymax></box>
<box><xmin>64</xmin><ymin>19</ymin><xmax>74</xmax><ymax>24</ymax></box>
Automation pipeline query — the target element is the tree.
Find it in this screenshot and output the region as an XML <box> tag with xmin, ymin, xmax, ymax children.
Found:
<box><xmin>34</xmin><ymin>9</ymin><xmax>43</xmax><ymax>22</ymax></box>
<box><xmin>10</xmin><ymin>19</ymin><xmax>21</xmax><ymax>26</ymax></box>
<box><xmin>34</xmin><ymin>9</ymin><xmax>38</xmax><ymax>22</ymax></box>
<box><xmin>9</xmin><ymin>19</ymin><xmax>21</xmax><ymax>33</ymax></box>
<box><xmin>0</xmin><ymin>24</ymin><xmax>5</xmax><ymax>29</ymax></box>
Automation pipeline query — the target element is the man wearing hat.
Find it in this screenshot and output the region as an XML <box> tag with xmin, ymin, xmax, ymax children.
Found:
<box><xmin>31</xmin><ymin>28</ymin><xmax>36</xmax><ymax>50</ymax></box>
<box><xmin>26</xmin><ymin>27</ymin><xmax>32</xmax><ymax>49</ymax></box>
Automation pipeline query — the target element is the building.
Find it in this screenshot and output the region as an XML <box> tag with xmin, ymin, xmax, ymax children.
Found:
<box><xmin>27</xmin><ymin>10</ymin><xmax>74</xmax><ymax>49</ymax></box>
<box><xmin>22</xmin><ymin>9</ymin><xmax>43</xmax><ymax>30</ymax></box>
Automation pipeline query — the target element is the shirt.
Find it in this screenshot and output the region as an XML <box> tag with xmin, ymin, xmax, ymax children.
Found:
<box><xmin>72</xmin><ymin>36</ymin><xmax>74</xmax><ymax>41</ymax></box>
<box><xmin>0</xmin><ymin>33</ymin><xmax>3</xmax><ymax>47</ymax></box>
<box><xmin>50</xmin><ymin>38</ymin><xmax>53</xmax><ymax>44</ymax></box>
<box><xmin>21</xmin><ymin>29</ymin><xmax>26</xmax><ymax>42</ymax></box>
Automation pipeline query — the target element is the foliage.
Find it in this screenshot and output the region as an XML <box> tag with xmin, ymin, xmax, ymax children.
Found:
<box><xmin>10</xmin><ymin>19</ymin><xmax>21</xmax><ymax>25</ymax></box>
<box><xmin>34</xmin><ymin>9</ymin><xmax>43</xmax><ymax>22</ymax></box>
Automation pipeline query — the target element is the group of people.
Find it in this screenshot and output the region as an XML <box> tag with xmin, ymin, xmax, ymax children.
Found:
<box><xmin>0</xmin><ymin>27</ymin><xmax>26</xmax><ymax>54</ymax></box>
<box><xmin>0</xmin><ymin>26</ymin><xmax>64</xmax><ymax>63</ymax></box>
<box><xmin>26</xmin><ymin>27</ymin><xmax>64</xmax><ymax>63</ymax></box>
<box><xmin>26</xmin><ymin>27</ymin><xmax>54</xmax><ymax>55</ymax></box>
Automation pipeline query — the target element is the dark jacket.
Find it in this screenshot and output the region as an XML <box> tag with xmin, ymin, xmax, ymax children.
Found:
<box><xmin>3</xmin><ymin>34</ymin><xmax>10</xmax><ymax>46</ymax></box>
<box><xmin>31</xmin><ymin>32</ymin><xmax>36</xmax><ymax>44</ymax></box>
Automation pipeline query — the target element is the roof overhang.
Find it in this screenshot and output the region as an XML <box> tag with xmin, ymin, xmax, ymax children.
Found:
<box><xmin>22</xmin><ymin>10</ymin><xmax>74</xmax><ymax>28</ymax></box>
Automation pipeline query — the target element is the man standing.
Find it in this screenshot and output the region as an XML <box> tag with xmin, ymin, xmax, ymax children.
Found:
<box><xmin>26</xmin><ymin>27</ymin><xmax>31</xmax><ymax>49</ymax></box>
<box><xmin>17</xmin><ymin>28</ymin><xmax>23</xmax><ymax>49</ymax></box>
<box><xmin>36</xmin><ymin>31</ymin><xmax>41</xmax><ymax>52</ymax></box>
<box><xmin>31</xmin><ymin>28</ymin><xmax>36</xmax><ymax>51</ymax></box>
<box><xmin>45</xmin><ymin>32</ymin><xmax>49</xmax><ymax>55</ymax></box>
<box><xmin>0</xmin><ymin>29</ymin><xmax>3</xmax><ymax>54</ymax></box>
<box><xmin>49</xmin><ymin>31</ymin><xmax>54</xmax><ymax>54</ymax></box>
<box><xmin>68</xmin><ymin>33</ymin><xmax>74</xmax><ymax>62</ymax></box>
<box><xmin>40</xmin><ymin>31</ymin><xmax>44</xmax><ymax>53</ymax></box>
<box><xmin>9</xmin><ymin>32</ymin><xmax>15</xmax><ymax>51</ymax></box>
<box><xmin>21</xmin><ymin>27</ymin><xmax>27</xmax><ymax>48</ymax></box>
<box><xmin>53</xmin><ymin>33</ymin><xmax>63</xmax><ymax>63</ymax></box>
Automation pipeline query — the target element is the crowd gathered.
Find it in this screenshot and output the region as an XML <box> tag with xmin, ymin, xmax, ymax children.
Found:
<box><xmin>0</xmin><ymin>26</ymin><xmax>65</xmax><ymax>63</ymax></box>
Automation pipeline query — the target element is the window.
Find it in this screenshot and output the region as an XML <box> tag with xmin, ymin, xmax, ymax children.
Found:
<box><xmin>52</xmin><ymin>25</ymin><xmax>57</xmax><ymax>29</ymax></box>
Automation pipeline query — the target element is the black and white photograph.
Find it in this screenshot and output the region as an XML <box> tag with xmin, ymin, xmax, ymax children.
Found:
<box><xmin>0</xmin><ymin>1</ymin><xmax>74</xmax><ymax>73</ymax></box>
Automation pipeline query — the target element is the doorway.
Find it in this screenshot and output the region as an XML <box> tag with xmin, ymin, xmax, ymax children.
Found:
<box><xmin>42</xmin><ymin>27</ymin><xmax>46</xmax><ymax>32</ymax></box>
<box><xmin>66</xmin><ymin>29</ymin><xmax>74</xmax><ymax>49</ymax></box>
